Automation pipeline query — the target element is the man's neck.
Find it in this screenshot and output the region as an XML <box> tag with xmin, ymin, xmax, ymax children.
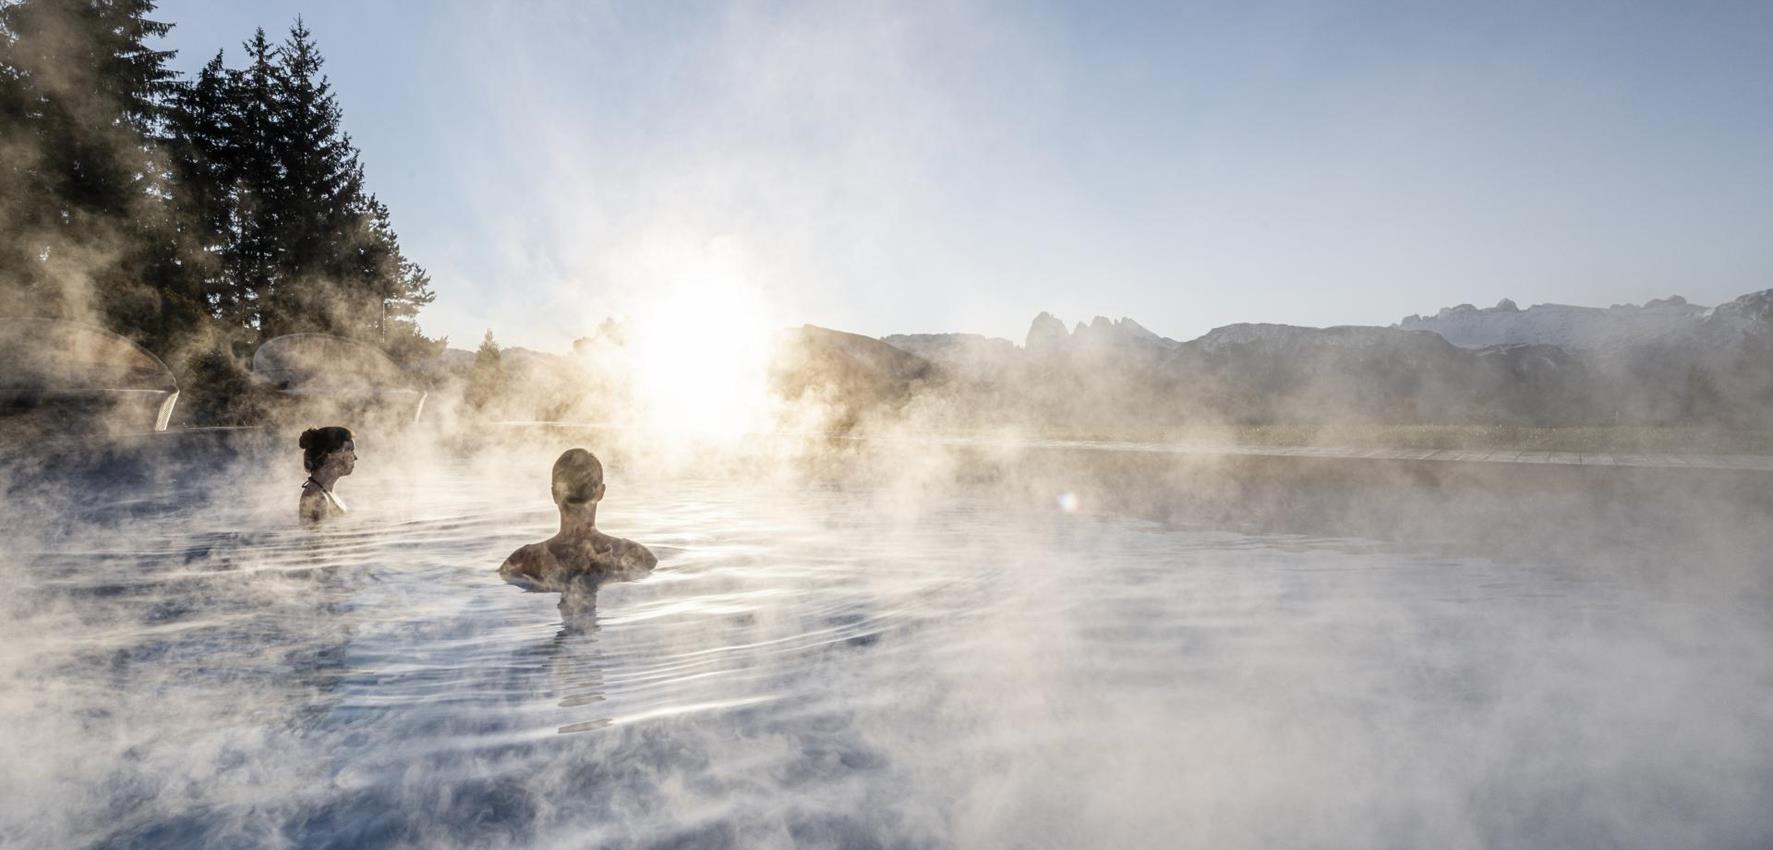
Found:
<box><xmin>557</xmin><ymin>507</ymin><xmax>599</xmax><ymax>539</ymax></box>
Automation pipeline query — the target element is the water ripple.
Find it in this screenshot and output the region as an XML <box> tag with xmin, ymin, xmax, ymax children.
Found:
<box><xmin>0</xmin><ymin>464</ymin><xmax>1769</xmax><ymax>850</ymax></box>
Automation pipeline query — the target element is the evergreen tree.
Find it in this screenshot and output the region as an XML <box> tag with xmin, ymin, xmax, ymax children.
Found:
<box><xmin>250</xmin><ymin>19</ymin><xmax>439</xmax><ymax>358</ymax></box>
<box><xmin>265</xmin><ymin>17</ymin><xmax>365</xmax><ymax>337</ymax></box>
<box><xmin>1</xmin><ymin>4</ymin><xmax>441</xmax><ymax>409</ymax></box>
<box><xmin>359</xmin><ymin>195</ymin><xmax>440</xmax><ymax>365</ymax></box>
<box><xmin>164</xmin><ymin>50</ymin><xmax>235</xmax><ymax>327</ymax></box>
<box><xmin>465</xmin><ymin>329</ymin><xmax>506</xmax><ymax>414</ymax></box>
<box><xmin>226</xmin><ymin>27</ymin><xmax>282</xmax><ymax>335</ymax></box>
<box><xmin>0</xmin><ymin>0</ymin><xmax>197</xmax><ymax>355</ymax></box>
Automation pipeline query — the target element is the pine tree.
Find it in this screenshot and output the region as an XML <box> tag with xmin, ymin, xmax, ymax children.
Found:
<box><xmin>251</xmin><ymin>19</ymin><xmax>439</xmax><ymax>361</ymax></box>
<box><xmin>164</xmin><ymin>50</ymin><xmax>236</xmax><ymax>325</ymax></box>
<box><xmin>265</xmin><ymin>17</ymin><xmax>365</xmax><ymax>337</ymax></box>
<box><xmin>0</xmin><ymin>5</ymin><xmax>50</xmax><ymax>317</ymax></box>
<box><xmin>359</xmin><ymin>195</ymin><xmax>440</xmax><ymax>365</ymax></box>
<box><xmin>0</xmin><ymin>0</ymin><xmax>194</xmax><ymax>354</ymax></box>
<box><xmin>1</xmin><ymin>4</ymin><xmax>442</xmax><ymax>399</ymax></box>
<box><xmin>466</xmin><ymin>329</ymin><xmax>506</xmax><ymax>414</ymax></box>
<box><xmin>227</xmin><ymin>27</ymin><xmax>282</xmax><ymax>336</ymax></box>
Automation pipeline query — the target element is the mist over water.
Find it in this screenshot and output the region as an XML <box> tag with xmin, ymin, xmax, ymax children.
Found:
<box><xmin>7</xmin><ymin>3</ymin><xmax>1773</xmax><ymax>847</ymax></box>
<box><xmin>3</xmin><ymin>442</ymin><xmax>1769</xmax><ymax>850</ymax></box>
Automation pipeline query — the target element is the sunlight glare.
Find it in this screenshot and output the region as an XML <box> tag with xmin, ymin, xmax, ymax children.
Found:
<box><xmin>625</xmin><ymin>276</ymin><xmax>778</xmax><ymax>444</ymax></box>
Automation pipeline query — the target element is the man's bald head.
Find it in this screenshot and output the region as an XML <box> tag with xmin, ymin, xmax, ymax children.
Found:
<box><xmin>551</xmin><ymin>448</ymin><xmax>605</xmax><ymax>508</ymax></box>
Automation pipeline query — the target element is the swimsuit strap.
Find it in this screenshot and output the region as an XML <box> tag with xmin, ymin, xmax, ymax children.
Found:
<box><xmin>304</xmin><ymin>477</ymin><xmax>348</xmax><ymax>512</ymax></box>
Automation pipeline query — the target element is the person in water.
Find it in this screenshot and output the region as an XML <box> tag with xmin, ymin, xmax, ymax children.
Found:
<box><xmin>298</xmin><ymin>426</ymin><xmax>356</xmax><ymax>525</ymax></box>
<box><xmin>500</xmin><ymin>448</ymin><xmax>657</xmax><ymax>591</ymax></box>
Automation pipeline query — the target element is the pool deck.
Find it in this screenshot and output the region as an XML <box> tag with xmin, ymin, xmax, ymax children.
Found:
<box><xmin>26</xmin><ymin>424</ymin><xmax>1773</xmax><ymax>476</ymax></box>
<box><xmin>952</xmin><ymin>437</ymin><xmax>1773</xmax><ymax>473</ymax></box>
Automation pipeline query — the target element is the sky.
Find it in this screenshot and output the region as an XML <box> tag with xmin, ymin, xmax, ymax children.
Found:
<box><xmin>154</xmin><ymin>0</ymin><xmax>1773</xmax><ymax>352</ymax></box>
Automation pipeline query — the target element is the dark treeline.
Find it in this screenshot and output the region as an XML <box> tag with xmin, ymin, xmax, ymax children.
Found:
<box><xmin>0</xmin><ymin>0</ymin><xmax>437</xmax><ymax>420</ymax></box>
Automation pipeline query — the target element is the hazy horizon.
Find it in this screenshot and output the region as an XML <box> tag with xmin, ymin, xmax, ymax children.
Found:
<box><xmin>155</xmin><ymin>1</ymin><xmax>1773</xmax><ymax>353</ymax></box>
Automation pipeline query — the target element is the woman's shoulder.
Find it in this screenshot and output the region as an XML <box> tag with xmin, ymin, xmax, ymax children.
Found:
<box><xmin>298</xmin><ymin>482</ymin><xmax>329</xmax><ymax>525</ymax></box>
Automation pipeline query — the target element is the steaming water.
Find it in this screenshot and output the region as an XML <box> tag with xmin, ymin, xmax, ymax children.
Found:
<box><xmin>3</xmin><ymin>457</ymin><xmax>1770</xmax><ymax>849</ymax></box>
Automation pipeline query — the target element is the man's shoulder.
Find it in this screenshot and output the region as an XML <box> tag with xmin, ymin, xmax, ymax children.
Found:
<box><xmin>608</xmin><ymin>535</ymin><xmax>658</xmax><ymax>570</ymax></box>
<box><xmin>500</xmin><ymin>542</ymin><xmax>547</xmax><ymax>577</ymax></box>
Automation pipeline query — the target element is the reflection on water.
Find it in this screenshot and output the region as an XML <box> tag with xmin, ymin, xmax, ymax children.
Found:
<box><xmin>1</xmin><ymin>461</ymin><xmax>1770</xmax><ymax>849</ymax></box>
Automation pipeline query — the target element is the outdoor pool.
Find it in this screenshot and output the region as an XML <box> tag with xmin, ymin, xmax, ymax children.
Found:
<box><xmin>2</xmin><ymin>450</ymin><xmax>1769</xmax><ymax>849</ymax></box>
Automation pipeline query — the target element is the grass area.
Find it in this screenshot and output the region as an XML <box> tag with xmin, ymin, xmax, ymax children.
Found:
<box><xmin>1054</xmin><ymin>425</ymin><xmax>1773</xmax><ymax>455</ymax></box>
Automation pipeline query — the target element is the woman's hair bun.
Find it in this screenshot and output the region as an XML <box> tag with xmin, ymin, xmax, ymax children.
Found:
<box><xmin>300</xmin><ymin>426</ymin><xmax>354</xmax><ymax>471</ymax></box>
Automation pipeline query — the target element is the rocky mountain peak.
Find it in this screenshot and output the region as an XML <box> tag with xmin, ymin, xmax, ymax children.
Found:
<box><xmin>1031</xmin><ymin>313</ymin><xmax>1178</xmax><ymax>353</ymax></box>
<box><xmin>1025</xmin><ymin>312</ymin><xmax>1071</xmax><ymax>354</ymax></box>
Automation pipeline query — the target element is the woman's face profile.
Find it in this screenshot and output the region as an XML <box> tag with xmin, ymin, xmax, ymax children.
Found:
<box><xmin>330</xmin><ymin>440</ymin><xmax>358</xmax><ymax>476</ymax></box>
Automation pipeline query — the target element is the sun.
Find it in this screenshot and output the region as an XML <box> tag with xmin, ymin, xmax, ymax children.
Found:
<box><xmin>623</xmin><ymin>275</ymin><xmax>779</xmax><ymax>445</ymax></box>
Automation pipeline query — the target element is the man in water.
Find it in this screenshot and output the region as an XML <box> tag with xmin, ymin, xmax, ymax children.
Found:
<box><xmin>500</xmin><ymin>448</ymin><xmax>657</xmax><ymax>592</ymax></box>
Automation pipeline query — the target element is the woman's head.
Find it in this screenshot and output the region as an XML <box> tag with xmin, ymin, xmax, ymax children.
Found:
<box><xmin>300</xmin><ymin>426</ymin><xmax>357</xmax><ymax>475</ymax></box>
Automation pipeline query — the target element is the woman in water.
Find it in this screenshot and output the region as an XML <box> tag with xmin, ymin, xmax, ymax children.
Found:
<box><xmin>298</xmin><ymin>426</ymin><xmax>356</xmax><ymax>525</ymax></box>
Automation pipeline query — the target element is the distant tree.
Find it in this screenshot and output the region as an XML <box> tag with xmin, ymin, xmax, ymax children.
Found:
<box><xmin>1679</xmin><ymin>365</ymin><xmax>1725</xmax><ymax>424</ymax></box>
<box><xmin>465</xmin><ymin>329</ymin><xmax>506</xmax><ymax>414</ymax></box>
<box><xmin>1750</xmin><ymin>331</ymin><xmax>1773</xmax><ymax>415</ymax></box>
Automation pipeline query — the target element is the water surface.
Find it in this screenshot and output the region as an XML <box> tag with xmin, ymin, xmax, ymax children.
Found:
<box><xmin>2</xmin><ymin>458</ymin><xmax>1769</xmax><ymax>849</ymax></box>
